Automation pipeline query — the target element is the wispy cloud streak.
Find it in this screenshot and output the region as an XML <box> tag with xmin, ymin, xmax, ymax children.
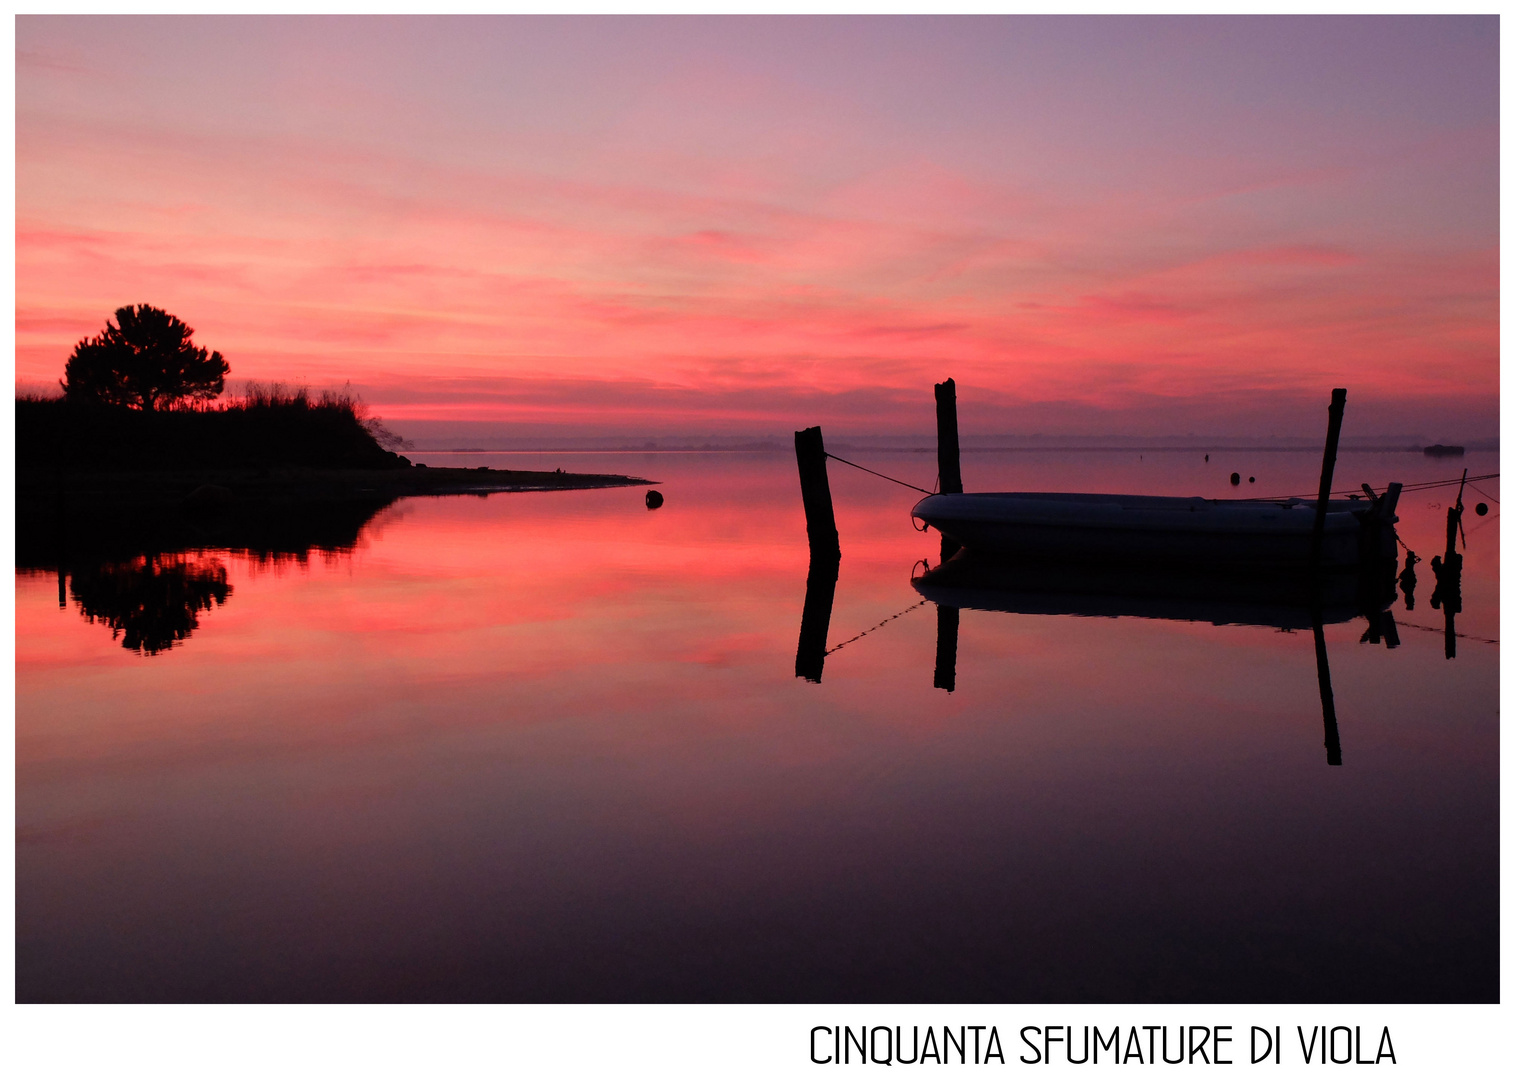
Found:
<box><xmin>15</xmin><ymin>15</ymin><xmax>1497</xmax><ymax>436</ymax></box>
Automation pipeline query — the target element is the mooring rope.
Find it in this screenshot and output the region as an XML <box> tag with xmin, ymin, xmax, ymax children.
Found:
<box><xmin>825</xmin><ymin>599</ymin><xmax>929</xmax><ymax>656</ymax></box>
<box><xmin>1392</xmin><ymin>471</ymin><xmax>1499</xmax><ymax>495</ymax></box>
<box><xmin>1248</xmin><ymin>472</ymin><xmax>1498</xmax><ymax>504</ymax></box>
<box><xmin>1466</xmin><ymin>481</ymin><xmax>1499</xmax><ymax>505</ymax></box>
<box><xmin>1463</xmin><ymin>512</ymin><xmax>1499</xmax><ymax>537</ymax></box>
<box><xmin>1393</xmin><ymin>619</ymin><xmax>1498</xmax><ymax>646</ymax></box>
<box><xmin>824</xmin><ymin>451</ymin><xmax>1495</xmax><ymax>507</ymax></box>
<box><xmin>823</xmin><ymin>452</ymin><xmax>934</xmax><ymax>495</ymax></box>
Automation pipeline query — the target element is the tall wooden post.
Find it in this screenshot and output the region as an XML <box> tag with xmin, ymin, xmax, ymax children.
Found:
<box><xmin>935</xmin><ymin>379</ymin><xmax>963</xmax><ymax>495</ymax></box>
<box><xmin>794</xmin><ymin>426</ymin><xmax>840</xmax><ymax>563</ymax></box>
<box><xmin>935</xmin><ymin>379</ymin><xmax>963</xmax><ymax>561</ymax></box>
<box><xmin>1309</xmin><ymin>388</ymin><xmax>1348</xmax><ymax>568</ymax></box>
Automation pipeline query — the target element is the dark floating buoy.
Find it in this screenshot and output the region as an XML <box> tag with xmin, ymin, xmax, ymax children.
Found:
<box><xmin>645</xmin><ymin>490</ymin><xmax>664</xmax><ymax>510</ymax></box>
<box><xmin>1249</xmin><ymin>476</ymin><xmax>1255</xmax><ymax>483</ymax></box>
<box><xmin>182</xmin><ymin>483</ymin><xmax>233</xmax><ymax>515</ymax></box>
<box><xmin>1475</xmin><ymin>502</ymin><xmax>1488</xmax><ymax>516</ymax></box>
<box><xmin>1230</xmin><ymin>472</ymin><xmax>1241</xmax><ymax>486</ymax></box>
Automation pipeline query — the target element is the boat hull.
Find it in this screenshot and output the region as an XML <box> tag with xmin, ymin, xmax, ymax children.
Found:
<box><xmin>913</xmin><ymin>492</ymin><xmax>1388</xmax><ymax>570</ymax></box>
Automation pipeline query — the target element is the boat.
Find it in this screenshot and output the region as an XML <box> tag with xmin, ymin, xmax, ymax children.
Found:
<box><xmin>1422</xmin><ymin>444</ymin><xmax>1465</xmax><ymax>457</ymax></box>
<box><xmin>911</xmin><ymin>485</ymin><xmax>1401</xmax><ymax>570</ymax></box>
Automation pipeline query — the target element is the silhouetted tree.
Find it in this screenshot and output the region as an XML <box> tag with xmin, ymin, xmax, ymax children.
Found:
<box><xmin>62</xmin><ymin>304</ymin><xmax>229</xmax><ymax>411</ymax></box>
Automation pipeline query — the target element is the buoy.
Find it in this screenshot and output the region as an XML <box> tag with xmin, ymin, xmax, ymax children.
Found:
<box><xmin>182</xmin><ymin>483</ymin><xmax>233</xmax><ymax>514</ymax></box>
<box><xmin>1248</xmin><ymin>476</ymin><xmax>1255</xmax><ymax>483</ymax></box>
<box><xmin>1230</xmin><ymin>472</ymin><xmax>1240</xmax><ymax>486</ymax></box>
<box><xmin>1476</xmin><ymin>502</ymin><xmax>1488</xmax><ymax>516</ymax></box>
<box><xmin>646</xmin><ymin>490</ymin><xmax>664</xmax><ymax>509</ymax></box>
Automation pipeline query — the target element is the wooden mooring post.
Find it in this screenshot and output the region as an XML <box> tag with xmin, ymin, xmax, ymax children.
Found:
<box><xmin>794</xmin><ymin>426</ymin><xmax>840</xmax><ymax>563</ymax></box>
<box><xmin>1307</xmin><ymin>388</ymin><xmax>1348</xmax><ymax>764</ymax></box>
<box><xmin>934</xmin><ymin>379</ymin><xmax>963</xmax><ymax>496</ymax></box>
<box><xmin>1309</xmin><ymin>388</ymin><xmax>1348</xmax><ymax>568</ymax></box>
<box><xmin>1439</xmin><ymin>484</ymin><xmax>1464</xmax><ymax>661</ymax></box>
<box><xmin>935</xmin><ymin>379</ymin><xmax>963</xmax><ymax>561</ymax></box>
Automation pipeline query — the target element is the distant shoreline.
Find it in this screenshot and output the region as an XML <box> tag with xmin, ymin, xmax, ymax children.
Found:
<box><xmin>409</xmin><ymin>444</ymin><xmax>1498</xmax><ymax>456</ymax></box>
<box><xmin>18</xmin><ymin>465</ymin><xmax>655</xmax><ymax>507</ymax></box>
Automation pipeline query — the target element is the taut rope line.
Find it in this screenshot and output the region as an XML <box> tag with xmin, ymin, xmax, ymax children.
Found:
<box><xmin>823</xmin><ymin>452</ymin><xmax>934</xmax><ymax>495</ymax></box>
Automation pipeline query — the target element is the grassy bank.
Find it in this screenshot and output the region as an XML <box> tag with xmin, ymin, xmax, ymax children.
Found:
<box><xmin>18</xmin><ymin>389</ymin><xmax>411</xmax><ymax>471</ymax></box>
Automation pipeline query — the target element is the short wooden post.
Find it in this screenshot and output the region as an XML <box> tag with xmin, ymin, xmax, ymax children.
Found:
<box><xmin>1445</xmin><ymin>489</ymin><xmax>1464</xmax><ymax>556</ymax></box>
<box><xmin>1309</xmin><ymin>388</ymin><xmax>1347</xmax><ymax>568</ymax></box>
<box><xmin>794</xmin><ymin>426</ymin><xmax>840</xmax><ymax>562</ymax></box>
<box><xmin>1440</xmin><ymin>503</ymin><xmax>1463</xmax><ymax>660</ymax></box>
<box><xmin>934</xmin><ymin>379</ymin><xmax>963</xmax><ymax>495</ymax></box>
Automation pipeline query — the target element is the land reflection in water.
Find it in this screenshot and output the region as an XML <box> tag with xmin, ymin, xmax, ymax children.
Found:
<box><xmin>19</xmin><ymin>486</ymin><xmax>396</xmax><ymax>654</ymax></box>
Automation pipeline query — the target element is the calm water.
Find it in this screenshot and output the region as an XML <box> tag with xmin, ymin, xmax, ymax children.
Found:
<box><xmin>15</xmin><ymin>449</ymin><xmax>1499</xmax><ymax>1002</ymax></box>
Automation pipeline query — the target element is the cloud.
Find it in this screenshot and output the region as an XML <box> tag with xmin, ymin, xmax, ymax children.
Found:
<box><xmin>15</xmin><ymin>24</ymin><xmax>1497</xmax><ymax>438</ymax></box>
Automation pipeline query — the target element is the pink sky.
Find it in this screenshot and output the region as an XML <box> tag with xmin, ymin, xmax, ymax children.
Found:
<box><xmin>15</xmin><ymin>16</ymin><xmax>1499</xmax><ymax>439</ymax></box>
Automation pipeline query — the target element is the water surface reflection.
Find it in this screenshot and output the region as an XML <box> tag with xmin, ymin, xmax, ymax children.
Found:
<box><xmin>19</xmin><ymin>488</ymin><xmax>397</xmax><ymax>652</ymax></box>
<box><xmin>15</xmin><ymin>450</ymin><xmax>1497</xmax><ymax>1002</ymax></box>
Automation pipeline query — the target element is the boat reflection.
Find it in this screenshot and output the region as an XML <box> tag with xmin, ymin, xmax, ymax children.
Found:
<box><xmin>910</xmin><ymin>554</ymin><xmax>1387</xmax><ymax>630</ymax></box>
<box><xmin>916</xmin><ymin>552</ymin><xmax>1404</xmax><ymax>767</ymax></box>
<box><xmin>795</xmin><ymin>541</ymin><xmax>1411</xmax><ymax>768</ymax></box>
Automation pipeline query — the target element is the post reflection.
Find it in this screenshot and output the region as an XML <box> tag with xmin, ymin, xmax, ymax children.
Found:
<box><xmin>1312</xmin><ymin>612</ymin><xmax>1343</xmax><ymax>767</ymax></box>
<box><xmin>933</xmin><ymin>604</ymin><xmax>959</xmax><ymax>692</ymax></box>
<box><xmin>795</xmin><ymin>554</ymin><xmax>840</xmax><ymax>683</ymax></box>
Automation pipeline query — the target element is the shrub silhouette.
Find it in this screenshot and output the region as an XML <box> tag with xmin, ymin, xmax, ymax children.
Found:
<box><xmin>63</xmin><ymin>304</ymin><xmax>229</xmax><ymax>411</ymax></box>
